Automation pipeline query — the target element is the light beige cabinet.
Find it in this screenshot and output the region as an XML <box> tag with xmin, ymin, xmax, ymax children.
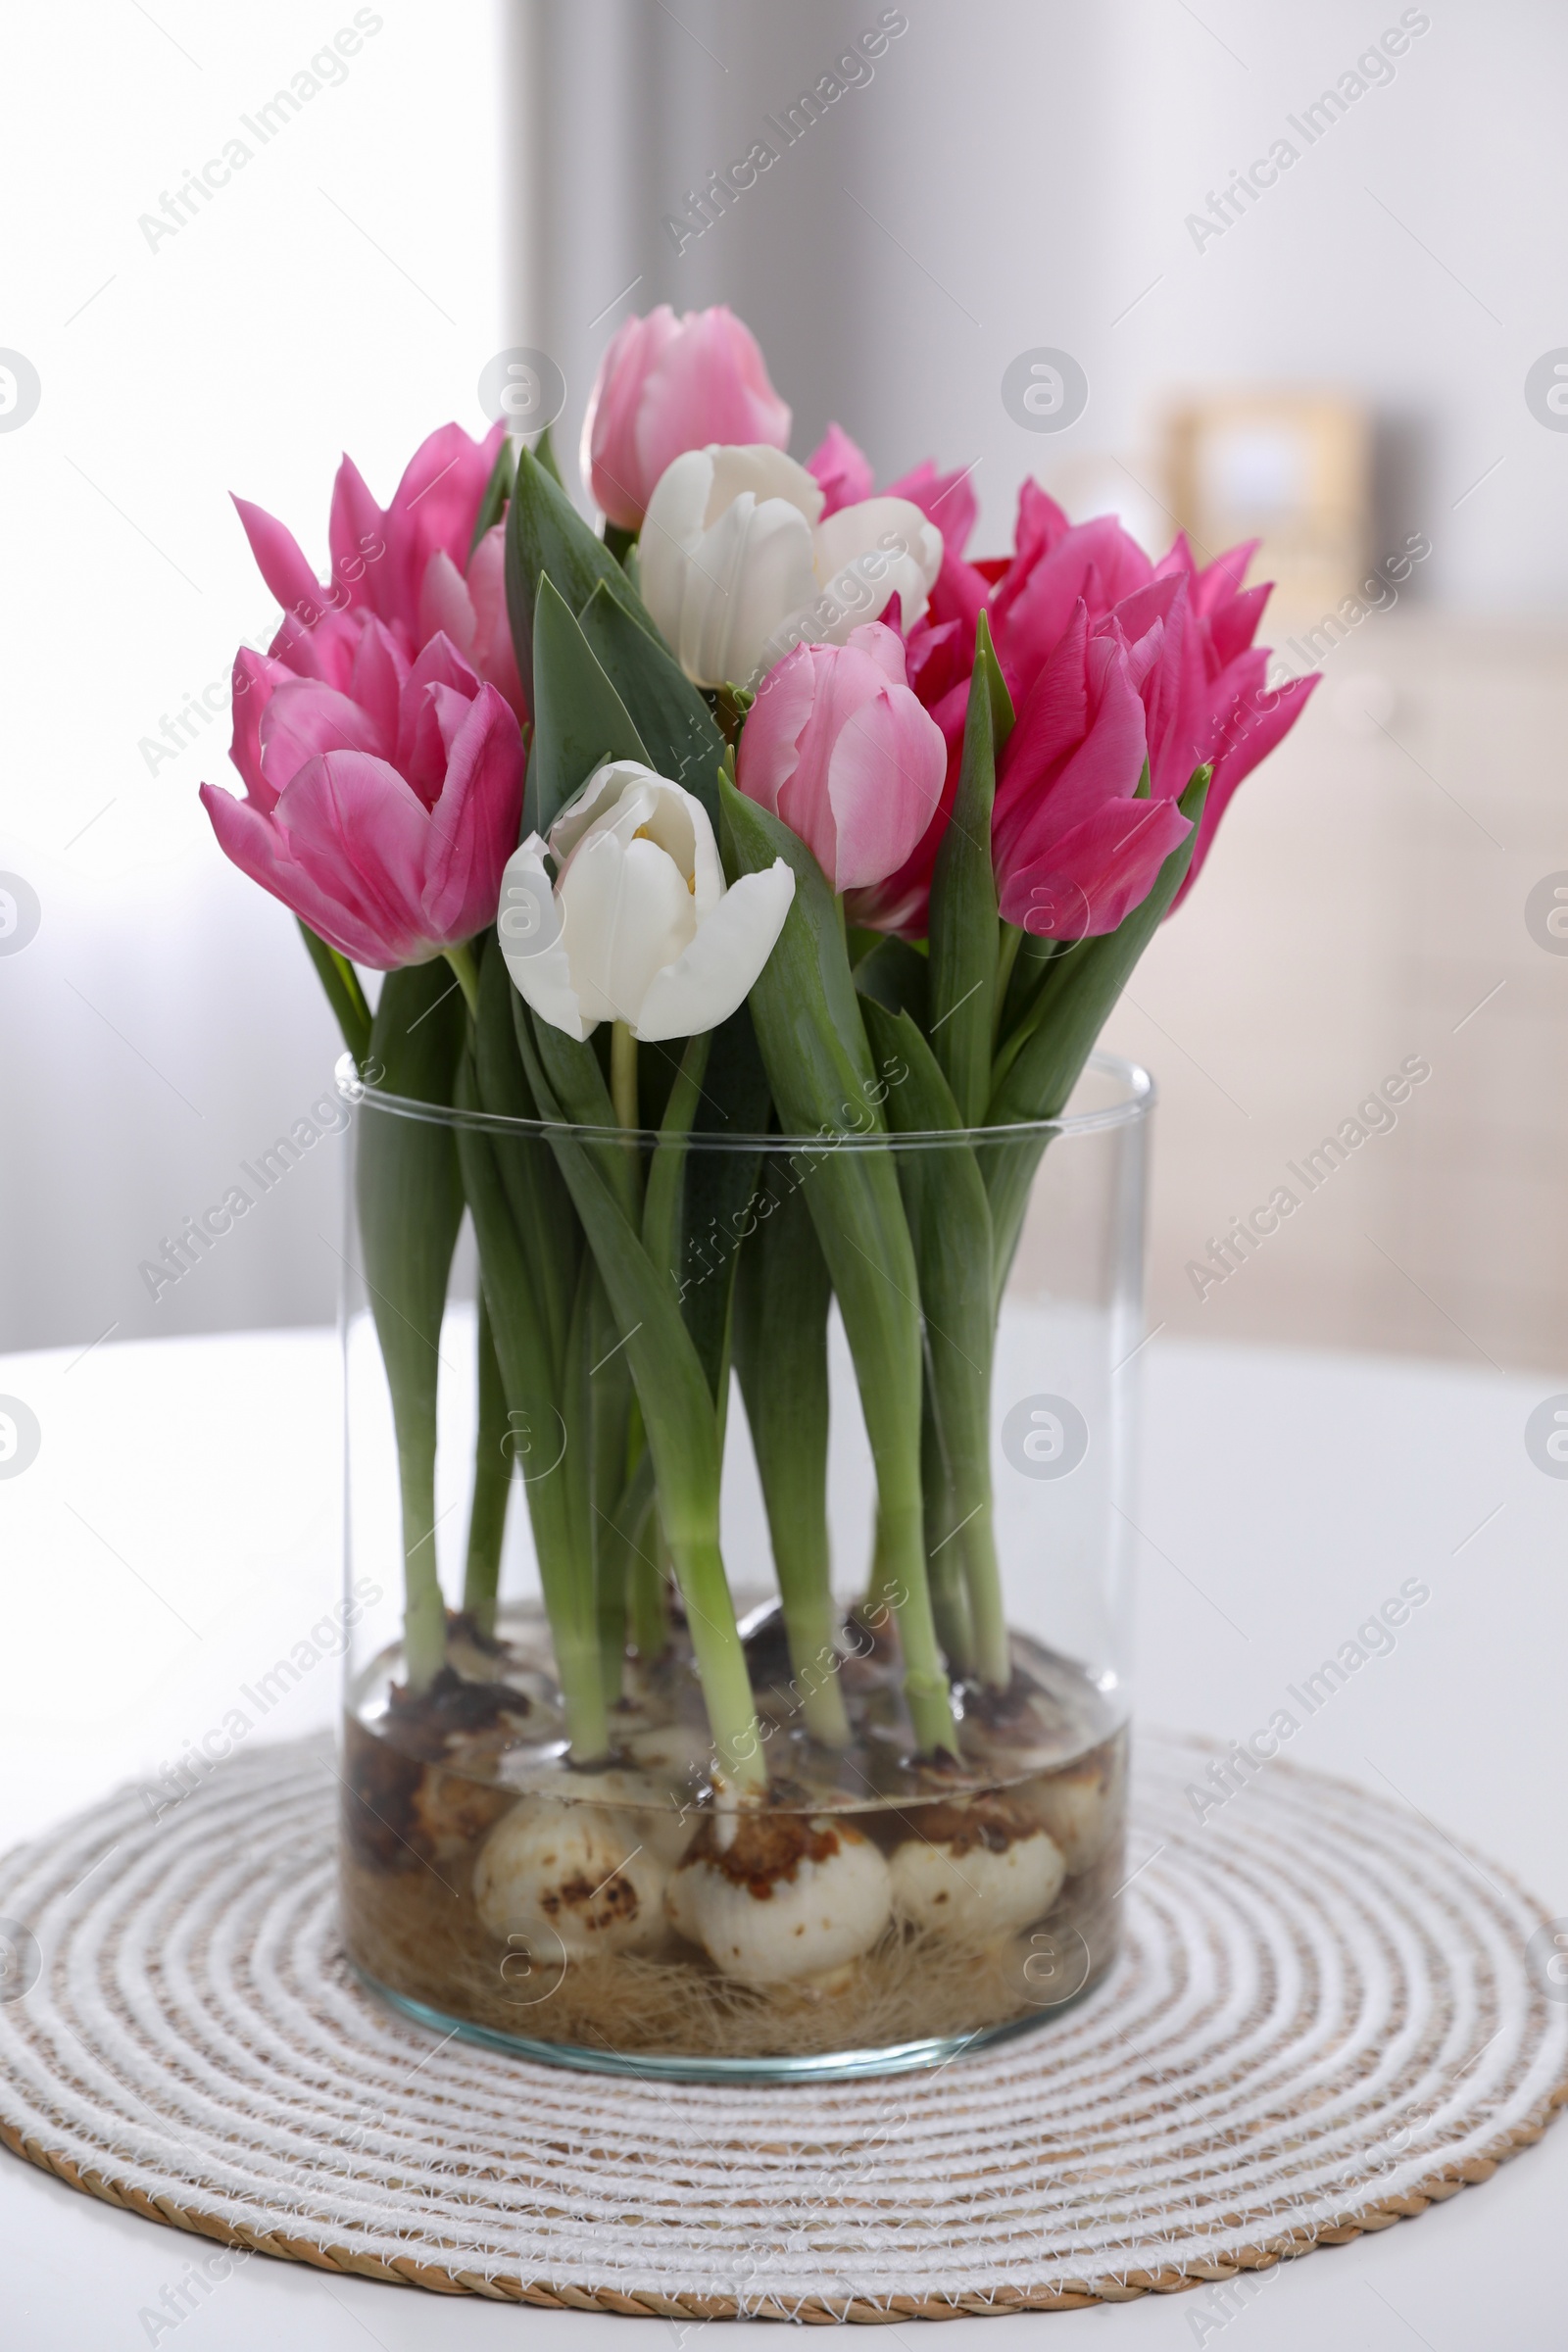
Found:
<box><xmin>1101</xmin><ymin>610</ymin><xmax>1568</xmax><ymax>1373</ymax></box>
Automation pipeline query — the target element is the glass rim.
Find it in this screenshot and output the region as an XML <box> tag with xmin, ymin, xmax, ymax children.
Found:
<box><xmin>336</xmin><ymin>1048</ymin><xmax>1154</xmax><ymax>1152</ymax></box>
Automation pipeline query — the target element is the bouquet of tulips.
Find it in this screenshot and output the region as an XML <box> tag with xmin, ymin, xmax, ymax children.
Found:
<box><xmin>202</xmin><ymin>306</ymin><xmax>1313</xmax><ymax>1794</ymax></box>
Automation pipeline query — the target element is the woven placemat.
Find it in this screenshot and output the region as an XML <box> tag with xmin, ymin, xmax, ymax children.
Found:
<box><xmin>0</xmin><ymin>1730</ymin><xmax>1562</xmax><ymax>2320</ymax></box>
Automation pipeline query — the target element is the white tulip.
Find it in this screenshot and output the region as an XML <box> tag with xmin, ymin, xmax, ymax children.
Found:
<box><xmin>498</xmin><ymin>759</ymin><xmax>795</xmax><ymax>1044</ymax></box>
<box><xmin>891</xmin><ymin>1823</ymin><xmax>1065</xmax><ymax>1939</ymax></box>
<box><xmin>473</xmin><ymin>1798</ymin><xmax>668</xmax><ymax>1955</ymax></box>
<box><xmin>639</xmin><ymin>444</ymin><xmax>944</xmax><ymax>689</ymax></box>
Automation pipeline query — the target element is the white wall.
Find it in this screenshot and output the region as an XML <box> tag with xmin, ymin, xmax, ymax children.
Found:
<box><xmin>0</xmin><ymin>0</ymin><xmax>507</xmax><ymax>1348</ymax></box>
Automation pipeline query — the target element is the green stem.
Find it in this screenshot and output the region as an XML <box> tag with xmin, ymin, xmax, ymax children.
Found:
<box><xmin>461</xmin><ymin>1292</ymin><xmax>512</xmax><ymax>1639</ymax></box>
<box><xmin>922</xmin><ymin>1379</ymin><xmax>975</xmax><ymax>1677</ymax></box>
<box><xmin>443</xmin><ymin>941</ymin><xmax>481</xmax><ymax>1020</ymax></box>
<box><xmin>510</xmin><ymin>999</ymin><xmax>764</xmax><ymax>1790</ymax></box>
<box><xmin>586</xmin><ymin>1267</ymin><xmax>633</xmax><ymax>1711</ymax></box>
<box><xmin>628</xmin><ymin>1537</ymin><xmax>668</xmax><ymax>1658</ymax></box>
<box><xmin>733</xmin><ymin>1174</ymin><xmax>850</xmax><ymax>1747</ymax></box>
<box><xmin>873</xmin><ymin>1497</ymin><xmax>958</xmax><ymax>1757</ymax></box>
<box><xmin>398</xmin><ymin>1444</ymin><xmax>447</xmax><ymax>1691</ymax></box>
<box><xmin>611</xmin><ymin>1019</ymin><xmax>639</xmax><ymax>1130</ymax></box>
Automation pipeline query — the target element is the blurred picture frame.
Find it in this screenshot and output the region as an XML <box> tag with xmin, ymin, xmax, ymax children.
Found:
<box><xmin>1164</xmin><ymin>391</ymin><xmax>1371</xmax><ymax>616</ymax></box>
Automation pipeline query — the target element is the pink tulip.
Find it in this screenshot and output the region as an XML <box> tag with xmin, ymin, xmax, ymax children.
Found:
<box><xmin>805</xmin><ymin>422</ymin><xmax>875</xmax><ymax>515</ymax></box>
<box><xmin>737</xmin><ymin>624</ymin><xmax>946</xmax><ymax>893</ymax></box>
<box><xmin>232</xmin><ymin>420</ymin><xmax>524</xmax><ymax>718</ymax></box>
<box><xmin>990</xmin><ymin>606</ymin><xmax>1190</xmax><ymax>940</ymax></box>
<box><xmin>201</xmin><ymin>631</ymin><xmax>525</xmax><ymax>969</ymax></box>
<box><xmin>580</xmin><ymin>306</ymin><xmax>791</xmax><ymax>529</ymax></box>
<box><xmin>854</xmin><ymin>487</ymin><xmax>1316</xmax><ymax>937</ymax></box>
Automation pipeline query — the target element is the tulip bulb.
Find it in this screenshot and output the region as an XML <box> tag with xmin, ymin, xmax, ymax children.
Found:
<box><xmin>667</xmin><ymin>1813</ymin><xmax>892</xmax><ymax>1984</ymax></box>
<box><xmin>1029</xmin><ymin>1753</ymin><xmax>1121</xmax><ymax>1876</ymax></box>
<box><xmin>474</xmin><ymin>1799</ymin><xmax>668</xmax><ymax>1955</ymax></box>
<box><xmin>890</xmin><ymin>1809</ymin><xmax>1066</xmax><ymax>1939</ymax></box>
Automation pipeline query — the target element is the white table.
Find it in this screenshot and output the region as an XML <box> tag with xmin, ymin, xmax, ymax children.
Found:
<box><xmin>1</xmin><ymin>1331</ymin><xmax>1564</xmax><ymax>2349</ymax></box>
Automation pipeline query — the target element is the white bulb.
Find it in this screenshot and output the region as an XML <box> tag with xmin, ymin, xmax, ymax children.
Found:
<box><xmin>891</xmin><ymin>1825</ymin><xmax>1065</xmax><ymax>1938</ymax></box>
<box><xmin>474</xmin><ymin>1799</ymin><xmax>668</xmax><ymax>1954</ymax></box>
<box><xmin>668</xmin><ymin>1816</ymin><xmax>892</xmax><ymax>1984</ymax></box>
<box><xmin>1030</xmin><ymin>1754</ymin><xmax>1121</xmax><ymax>1876</ymax></box>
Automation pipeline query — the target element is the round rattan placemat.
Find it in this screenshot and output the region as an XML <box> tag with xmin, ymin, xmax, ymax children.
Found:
<box><xmin>0</xmin><ymin>1730</ymin><xmax>1562</xmax><ymax>2320</ymax></box>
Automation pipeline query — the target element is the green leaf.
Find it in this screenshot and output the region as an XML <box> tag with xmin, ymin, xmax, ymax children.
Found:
<box><xmin>853</xmin><ymin>933</ymin><xmax>930</xmax><ymax>1032</ymax></box>
<box><xmin>518</xmin><ymin>992</ymin><xmax>641</xmax><ymax>1225</ymax></box>
<box><xmin>471</xmin><ymin>928</ymin><xmax>579</xmax><ymax>1375</ymax></box>
<box><xmin>642</xmin><ymin>1032</ymin><xmax>711</xmax><ymax>1292</ymax></box>
<box><xmin>504</xmin><ymin>444</ymin><xmax>657</xmax><ymax>712</ymax></box>
<box><xmin>357</xmin><ymin>962</ymin><xmax>467</xmax><ymax>1690</ymax></box>
<box><xmin>719</xmin><ymin>778</ymin><xmax>877</xmax><ymax>1105</ymax></box>
<box><xmin>860</xmin><ymin>999</ymin><xmax>1008</xmax><ymax>1688</ymax></box>
<box><xmin>732</xmin><ymin>1172</ymin><xmax>849</xmax><ymax>1744</ymax></box>
<box><xmin>295</xmin><ymin>919</ymin><xmax>371</xmax><ymax>1064</ymax></box>
<box><xmin>460</xmin><ymin>1291</ymin><xmax>512</xmax><ymax>1638</ymax></box>
<box><xmin>509</xmin><ymin>998</ymin><xmax>763</xmax><ymax>1787</ymax></box>
<box><xmin>468</xmin><ymin>434</ymin><xmax>516</xmax><ymax>562</ymax></box>
<box><xmin>533</xmin><ymin>423</ymin><xmax>564</xmax><ymax>487</ymax></box>
<box><xmin>455</xmin><ymin>1050</ymin><xmax>607</xmax><ymax>1756</ymax></box>
<box><xmin>926</xmin><ymin>612</ymin><xmax>1012</xmax><ymax>1127</ymax></box>
<box><xmin>674</xmin><ymin>1002</ymin><xmax>771</xmax><ymax>1397</ymax></box>
<box><xmin>577</xmin><ymin>578</ymin><xmax>726</xmax><ymax>824</ymax></box>
<box><xmin>723</xmin><ymin>777</ymin><xmax>957</xmax><ymax>1755</ymax></box>
<box><xmin>526</xmin><ymin>574</ymin><xmax>649</xmax><ymax>839</ymax></box>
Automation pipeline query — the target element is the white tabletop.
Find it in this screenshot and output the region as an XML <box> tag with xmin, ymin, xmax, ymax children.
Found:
<box><xmin>1</xmin><ymin>1329</ymin><xmax>1564</xmax><ymax>2349</ymax></box>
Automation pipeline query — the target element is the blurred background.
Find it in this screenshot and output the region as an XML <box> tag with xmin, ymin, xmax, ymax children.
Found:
<box><xmin>2</xmin><ymin>0</ymin><xmax>1565</xmax><ymax>1373</ymax></box>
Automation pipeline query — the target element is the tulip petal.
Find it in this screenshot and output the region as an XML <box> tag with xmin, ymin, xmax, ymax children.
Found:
<box><xmin>824</xmin><ymin>684</ymin><xmax>948</xmax><ymax>892</ymax></box>
<box><xmin>636</xmin><ymin>317</ymin><xmax>793</xmax><ymax>514</ymax></box>
<box><xmin>498</xmin><ymin>835</ymin><xmax>590</xmax><ymax>1039</ymax></box>
<box><xmin>231</xmin><ymin>496</ymin><xmax>323</xmax><ymax>626</ymax></box>
<box><xmin>259</xmin><ymin>679</ymin><xmax>388</xmax><ymax>797</ymax></box>
<box><xmin>465</xmin><ymin>523</ymin><xmax>527</xmax><ymax>716</ymax></box>
<box><xmin>884</xmin><ymin>458</ymin><xmax>979</xmax><ymax>560</ymax></box>
<box><xmin>633</xmin><ymin>859</ymin><xmax>796</xmax><ymax>1042</ymax></box>
<box><xmin>806</xmin><ymin>422</ymin><xmax>875</xmax><ymax>514</ymax></box>
<box><xmin>228</xmin><ymin>649</ymin><xmax>293</xmax><ymax>808</ymax></box>
<box><xmin>418</xmin><ymin>683</ymin><xmax>526</xmax><ymax>945</ymax></box>
<box><xmin>326</xmin><ymin>453</ymin><xmax>391</xmax><ymax>621</ymax></box>
<box><xmin>417</xmin><ymin>548</ymin><xmax>479</xmax><ymax>663</ymax></box>
<box><xmin>349</xmin><ymin>616</ymin><xmax>410</xmax><ymax>753</ymax></box>
<box><xmin>998</xmin><ymin>795</ymin><xmax>1191</xmax><ymax>938</ymax></box>
<box><xmin>273</xmin><ymin>751</ymin><xmax>432</xmax><ymax>963</ymax></box>
<box><xmin>813</xmin><ymin>495</ymin><xmax>943</xmax><ymax>636</ymax></box>
<box><xmin>561</xmin><ymin>830</ymin><xmax>695</xmax><ymax>1027</ymax></box>
<box><xmin>691</xmin><ymin>494</ymin><xmax>817</xmax><ymax>688</ymax></box>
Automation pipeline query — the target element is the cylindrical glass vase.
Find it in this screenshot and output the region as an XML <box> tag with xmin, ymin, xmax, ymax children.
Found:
<box><xmin>338</xmin><ymin>1051</ymin><xmax>1151</xmax><ymax>2082</ymax></box>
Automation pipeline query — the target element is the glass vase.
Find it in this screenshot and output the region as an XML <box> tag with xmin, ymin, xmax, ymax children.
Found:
<box><xmin>337</xmin><ymin>1050</ymin><xmax>1151</xmax><ymax>2082</ymax></box>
